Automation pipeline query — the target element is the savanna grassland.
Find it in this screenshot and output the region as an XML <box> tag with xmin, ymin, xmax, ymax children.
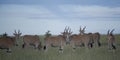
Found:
<box><xmin>0</xmin><ymin>35</ymin><xmax>120</xmax><ymax>60</ymax></box>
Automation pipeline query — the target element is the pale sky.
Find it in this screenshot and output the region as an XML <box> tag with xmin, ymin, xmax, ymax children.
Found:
<box><xmin>0</xmin><ymin>0</ymin><xmax>120</xmax><ymax>35</ymax></box>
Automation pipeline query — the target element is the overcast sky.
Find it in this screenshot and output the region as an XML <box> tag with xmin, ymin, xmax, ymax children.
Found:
<box><xmin>0</xmin><ymin>0</ymin><xmax>120</xmax><ymax>35</ymax></box>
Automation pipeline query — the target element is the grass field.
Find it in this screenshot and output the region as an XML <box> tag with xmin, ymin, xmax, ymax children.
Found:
<box><xmin>0</xmin><ymin>35</ymin><xmax>120</xmax><ymax>60</ymax></box>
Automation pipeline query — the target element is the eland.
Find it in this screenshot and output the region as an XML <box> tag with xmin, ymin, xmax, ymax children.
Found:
<box><xmin>44</xmin><ymin>27</ymin><xmax>72</xmax><ymax>52</ymax></box>
<box><xmin>22</xmin><ymin>35</ymin><xmax>42</xmax><ymax>50</ymax></box>
<box><xmin>107</xmin><ymin>29</ymin><xmax>116</xmax><ymax>50</ymax></box>
<box><xmin>0</xmin><ymin>30</ymin><xmax>21</xmax><ymax>53</ymax></box>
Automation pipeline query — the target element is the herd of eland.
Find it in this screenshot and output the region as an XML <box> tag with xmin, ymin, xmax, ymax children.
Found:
<box><xmin>0</xmin><ymin>26</ymin><xmax>117</xmax><ymax>53</ymax></box>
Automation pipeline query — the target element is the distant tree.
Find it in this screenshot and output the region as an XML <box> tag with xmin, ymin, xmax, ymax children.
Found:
<box><xmin>45</xmin><ymin>30</ymin><xmax>52</xmax><ymax>37</ymax></box>
<box><xmin>0</xmin><ymin>32</ymin><xmax>8</xmax><ymax>38</ymax></box>
<box><xmin>0</xmin><ymin>34</ymin><xmax>2</xmax><ymax>37</ymax></box>
<box><xmin>3</xmin><ymin>32</ymin><xmax>8</xmax><ymax>37</ymax></box>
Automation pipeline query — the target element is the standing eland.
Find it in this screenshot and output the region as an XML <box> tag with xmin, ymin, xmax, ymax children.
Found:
<box><xmin>0</xmin><ymin>30</ymin><xmax>21</xmax><ymax>53</ymax></box>
<box><xmin>22</xmin><ymin>35</ymin><xmax>42</xmax><ymax>50</ymax></box>
<box><xmin>70</xmin><ymin>26</ymin><xmax>93</xmax><ymax>50</ymax></box>
<box><xmin>44</xmin><ymin>27</ymin><xmax>72</xmax><ymax>53</ymax></box>
<box><xmin>107</xmin><ymin>29</ymin><xmax>116</xmax><ymax>50</ymax></box>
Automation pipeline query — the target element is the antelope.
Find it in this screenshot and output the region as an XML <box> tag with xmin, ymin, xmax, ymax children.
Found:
<box><xmin>13</xmin><ymin>30</ymin><xmax>22</xmax><ymax>46</ymax></box>
<box><xmin>107</xmin><ymin>29</ymin><xmax>116</xmax><ymax>50</ymax></box>
<box><xmin>0</xmin><ymin>30</ymin><xmax>21</xmax><ymax>53</ymax></box>
<box><xmin>62</xmin><ymin>27</ymin><xmax>72</xmax><ymax>44</ymax></box>
<box><xmin>70</xmin><ymin>26</ymin><xmax>93</xmax><ymax>49</ymax></box>
<box><xmin>70</xmin><ymin>34</ymin><xmax>83</xmax><ymax>49</ymax></box>
<box><xmin>92</xmin><ymin>32</ymin><xmax>101</xmax><ymax>47</ymax></box>
<box><xmin>79</xmin><ymin>26</ymin><xmax>101</xmax><ymax>48</ymax></box>
<box><xmin>44</xmin><ymin>27</ymin><xmax>72</xmax><ymax>52</ymax></box>
<box><xmin>22</xmin><ymin>35</ymin><xmax>42</xmax><ymax>50</ymax></box>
